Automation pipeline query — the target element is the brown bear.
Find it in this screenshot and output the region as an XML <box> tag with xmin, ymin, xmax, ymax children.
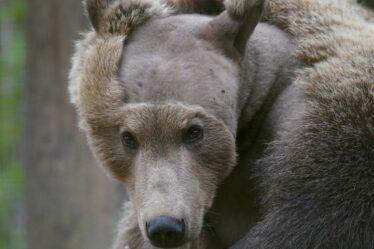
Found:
<box><xmin>69</xmin><ymin>0</ymin><xmax>374</xmax><ymax>248</ymax></box>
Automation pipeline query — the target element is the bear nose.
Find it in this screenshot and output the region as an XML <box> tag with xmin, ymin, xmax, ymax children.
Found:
<box><xmin>146</xmin><ymin>216</ymin><xmax>185</xmax><ymax>248</ymax></box>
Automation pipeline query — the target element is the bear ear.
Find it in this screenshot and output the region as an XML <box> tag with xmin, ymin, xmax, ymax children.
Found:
<box><xmin>84</xmin><ymin>0</ymin><xmax>111</xmax><ymax>32</ymax></box>
<box><xmin>204</xmin><ymin>2</ymin><xmax>264</xmax><ymax>56</ymax></box>
<box><xmin>84</xmin><ymin>0</ymin><xmax>172</xmax><ymax>35</ymax></box>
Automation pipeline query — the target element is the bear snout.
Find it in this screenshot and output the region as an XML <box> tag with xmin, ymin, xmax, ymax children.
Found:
<box><xmin>146</xmin><ymin>216</ymin><xmax>186</xmax><ymax>248</ymax></box>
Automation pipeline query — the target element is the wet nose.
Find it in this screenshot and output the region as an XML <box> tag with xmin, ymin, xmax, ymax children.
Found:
<box><xmin>146</xmin><ymin>216</ymin><xmax>185</xmax><ymax>248</ymax></box>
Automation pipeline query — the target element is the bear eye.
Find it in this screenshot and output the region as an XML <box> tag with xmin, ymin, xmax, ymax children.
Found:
<box><xmin>121</xmin><ymin>131</ymin><xmax>139</xmax><ymax>150</ymax></box>
<box><xmin>183</xmin><ymin>126</ymin><xmax>204</xmax><ymax>144</ymax></box>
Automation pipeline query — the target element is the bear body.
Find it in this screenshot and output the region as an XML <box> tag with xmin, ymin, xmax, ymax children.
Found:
<box><xmin>69</xmin><ymin>0</ymin><xmax>374</xmax><ymax>248</ymax></box>
<box><xmin>112</xmin><ymin>16</ymin><xmax>298</xmax><ymax>248</ymax></box>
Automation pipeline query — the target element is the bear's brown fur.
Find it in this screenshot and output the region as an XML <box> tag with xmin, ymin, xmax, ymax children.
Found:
<box><xmin>69</xmin><ymin>0</ymin><xmax>374</xmax><ymax>248</ymax></box>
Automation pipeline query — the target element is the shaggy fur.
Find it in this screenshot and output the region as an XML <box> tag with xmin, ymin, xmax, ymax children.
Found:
<box><xmin>84</xmin><ymin>0</ymin><xmax>172</xmax><ymax>34</ymax></box>
<box><xmin>229</xmin><ymin>0</ymin><xmax>374</xmax><ymax>248</ymax></box>
<box><xmin>70</xmin><ymin>0</ymin><xmax>297</xmax><ymax>248</ymax></box>
<box><xmin>69</xmin><ymin>0</ymin><xmax>373</xmax><ymax>248</ymax></box>
<box><xmin>69</xmin><ymin>0</ymin><xmax>172</xmax><ymax>130</ymax></box>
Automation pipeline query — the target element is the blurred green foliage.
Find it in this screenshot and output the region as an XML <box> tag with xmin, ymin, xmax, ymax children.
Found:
<box><xmin>364</xmin><ymin>0</ymin><xmax>374</xmax><ymax>8</ymax></box>
<box><xmin>0</xmin><ymin>0</ymin><xmax>26</xmax><ymax>248</ymax></box>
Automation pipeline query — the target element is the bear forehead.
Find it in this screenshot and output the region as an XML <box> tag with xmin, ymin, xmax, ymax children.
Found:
<box><xmin>125</xmin><ymin>14</ymin><xmax>213</xmax><ymax>54</ymax></box>
<box><xmin>120</xmin><ymin>103</ymin><xmax>213</xmax><ymax>133</ymax></box>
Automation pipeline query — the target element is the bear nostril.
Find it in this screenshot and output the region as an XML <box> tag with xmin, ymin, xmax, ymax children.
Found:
<box><xmin>146</xmin><ymin>216</ymin><xmax>185</xmax><ymax>248</ymax></box>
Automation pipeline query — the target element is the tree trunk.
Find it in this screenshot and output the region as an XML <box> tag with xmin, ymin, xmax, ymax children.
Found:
<box><xmin>24</xmin><ymin>1</ymin><xmax>125</xmax><ymax>249</ymax></box>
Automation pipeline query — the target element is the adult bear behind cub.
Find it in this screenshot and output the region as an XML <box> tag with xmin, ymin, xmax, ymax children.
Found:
<box><xmin>69</xmin><ymin>0</ymin><xmax>374</xmax><ymax>248</ymax></box>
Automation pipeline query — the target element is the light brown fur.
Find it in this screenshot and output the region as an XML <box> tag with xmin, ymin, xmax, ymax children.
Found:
<box><xmin>69</xmin><ymin>0</ymin><xmax>293</xmax><ymax>247</ymax></box>
<box><xmin>70</xmin><ymin>3</ymin><xmax>239</xmax><ymax>247</ymax></box>
<box><xmin>69</xmin><ymin>0</ymin><xmax>297</xmax><ymax>247</ymax></box>
<box><xmin>69</xmin><ymin>1</ymin><xmax>174</xmax><ymax>173</ymax></box>
<box><xmin>69</xmin><ymin>0</ymin><xmax>373</xmax><ymax>248</ymax></box>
